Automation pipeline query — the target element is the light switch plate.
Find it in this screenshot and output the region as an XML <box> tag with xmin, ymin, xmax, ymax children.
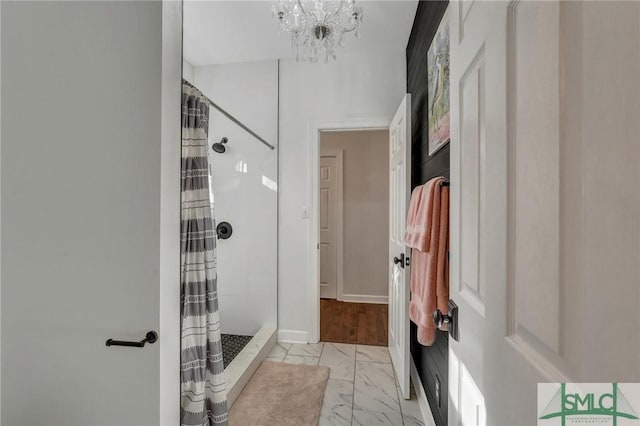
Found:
<box><xmin>301</xmin><ymin>206</ymin><xmax>309</xmax><ymax>218</ymax></box>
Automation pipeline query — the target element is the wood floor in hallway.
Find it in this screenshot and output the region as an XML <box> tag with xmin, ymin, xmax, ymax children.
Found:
<box><xmin>320</xmin><ymin>299</ymin><xmax>388</xmax><ymax>346</ymax></box>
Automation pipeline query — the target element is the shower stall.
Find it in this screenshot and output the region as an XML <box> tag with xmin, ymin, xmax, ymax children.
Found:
<box><xmin>186</xmin><ymin>60</ymin><xmax>279</xmax><ymax>405</ymax></box>
<box><xmin>208</xmin><ymin>122</ymin><xmax>278</xmax><ymax>357</ymax></box>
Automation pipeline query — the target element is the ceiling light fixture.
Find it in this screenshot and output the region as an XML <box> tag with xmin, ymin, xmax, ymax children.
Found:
<box><xmin>273</xmin><ymin>0</ymin><xmax>363</xmax><ymax>63</ymax></box>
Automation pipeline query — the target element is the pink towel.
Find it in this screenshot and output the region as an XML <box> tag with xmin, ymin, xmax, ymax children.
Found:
<box><xmin>406</xmin><ymin>177</ymin><xmax>449</xmax><ymax>346</ymax></box>
<box><xmin>403</xmin><ymin>185</ymin><xmax>424</xmax><ymax>249</ymax></box>
<box><xmin>404</xmin><ymin>179</ymin><xmax>439</xmax><ymax>251</ymax></box>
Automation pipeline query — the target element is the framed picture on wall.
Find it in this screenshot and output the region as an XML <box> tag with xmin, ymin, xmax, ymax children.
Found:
<box><xmin>427</xmin><ymin>9</ymin><xmax>450</xmax><ymax>156</ymax></box>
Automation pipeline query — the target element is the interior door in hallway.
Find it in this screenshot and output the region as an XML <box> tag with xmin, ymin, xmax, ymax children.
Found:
<box><xmin>320</xmin><ymin>154</ymin><xmax>341</xmax><ymax>299</ymax></box>
<box><xmin>448</xmin><ymin>1</ymin><xmax>640</xmax><ymax>425</ymax></box>
<box><xmin>389</xmin><ymin>94</ymin><xmax>411</xmax><ymax>400</ymax></box>
<box><xmin>449</xmin><ymin>2</ymin><xmax>557</xmax><ymax>423</ymax></box>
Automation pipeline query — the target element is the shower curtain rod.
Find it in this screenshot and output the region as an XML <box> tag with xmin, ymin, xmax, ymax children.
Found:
<box><xmin>184</xmin><ymin>79</ymin><xmax>275</xmax><ymax>151</ymax></box>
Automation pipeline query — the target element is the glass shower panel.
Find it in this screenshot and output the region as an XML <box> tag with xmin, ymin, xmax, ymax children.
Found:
<box><xmin>207</xmin><ymin>115</ymin><xmax>277</xmax><ymax>339</ymax></box>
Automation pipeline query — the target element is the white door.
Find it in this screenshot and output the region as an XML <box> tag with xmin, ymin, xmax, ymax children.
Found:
<box><xmin>320</xmin><ymin>154</ymin><xmax>341</xmax><ymax>299</ymax></box>
<box><xmin>1</xmin><ymin>2</ymin><xmax>180</xmax><ymax>425</ymax></box>
<box><xmin>389</xmin><ymin>94</ymin><xmax>411</xmax><ymax>400</ymax></box>
<box><xmin>449</xmin><ymin>1</ymin><xmax>640</xmax><ymax>425</ymax></box>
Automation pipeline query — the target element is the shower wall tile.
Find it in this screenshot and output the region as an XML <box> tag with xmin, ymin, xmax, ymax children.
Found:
<box><xmin>194</xmin><ymin>60</ymin><xmax>278</xmax><ymax>337</ymax></box>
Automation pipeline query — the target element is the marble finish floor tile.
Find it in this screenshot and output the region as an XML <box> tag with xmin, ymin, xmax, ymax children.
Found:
<box><xmin>356</xmin><ymin>345</ymin><xmax>392</xmax><ymax>363</ymax></box>
<box><xmin>288</xmin><ymin>342</ymin><xmax>325</xmax><ymax>357</ymax></box>
<box><xmin>282</xmin><ymin>354</ymin><xmax>320</xmax><ymax>365</ymax></box>
<box><xmin>319</xmin><ymin>379</ymin><xmax>354</xmax><ymax>426</ymax></box>
<box><xmin>319</xmin><ymin>342</ymin><xmax>356</xmax><ymax>382</ymax></box>
<box><xmin>261</xmin><ymin>343</ymin><xmax>429</xmax><ymax>425</ymax></box>
<box><xmin>265</xmin><ymin>342</ymin><xmax>291</xmax><ymax>362</ymax></box>
<box><xmin>399</xmin><ymin>393</ymin><xmax>425</xmax><ymax>425</ymax></box>
<box><xmin>353</xmin><ymin>361</ymin><xmax>403</xmax><ymax>425</ymax></box>
<box><xmin>352</xmin><ymin>406</ymin><xmax>405</xmax><ymax>426</ymax></box>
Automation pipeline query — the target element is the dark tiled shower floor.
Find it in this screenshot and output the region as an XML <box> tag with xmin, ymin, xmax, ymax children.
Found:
<box><xmin>221</xmin><ymin>334</ymin><xmax>253</xmax><ymax>369</ymax></box>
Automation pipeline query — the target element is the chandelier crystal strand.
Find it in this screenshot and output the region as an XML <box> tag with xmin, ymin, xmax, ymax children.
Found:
<box><xmin>273</xmin><ymin>0</ymin><xmax>363</xmax><ymax>63</ymax></box>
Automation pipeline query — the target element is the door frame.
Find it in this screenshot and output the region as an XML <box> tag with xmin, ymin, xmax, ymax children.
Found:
<box><xmin>160</xmin><ymin>0</ymin><xmax>182</xmax><ymax>424</ymax></box>
<box><xmin>319</xmin><ymin>149</ymin><xmax>345</xmax><ymax>301</ymax></box>
<box><xmin>308</xmin><ymin>117</ymin><xmax>391</xmax><ymax>343</ymax></box>
<box><xmin>0</xmin><ymin>4</ymin><xmax>3</xmax><ymax>420</ymax></box>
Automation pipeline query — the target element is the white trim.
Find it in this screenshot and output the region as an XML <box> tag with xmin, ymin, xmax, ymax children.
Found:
<box><xmin>341</xmin><ymin>294</ymin><xmax>389</xmax><ymax>304</ymax></box>
<box><xmin>308</xmin><ymin>117</ymin><xmax>392</xmax><ymax>343</ymax></box>
<box><xmin>159</xmin><ymin>1</ymin><xmax>182</xmax><ymax>424</ymax></box>
<box><xmin>319</xmin><ymin>149</ymin><xmax>344</xmax><ymax>300</ymax></box>
<box><xmin>505</xmin><ymin>335</ymin><xmax>571</xmax><ymax>382</ymax></box>
<box><xmin>277</xmin><ymin>329</ymin><xmax>310</xmax><ymax>344</ymax></box>
<box><xmin>410</xmin><ymin>357</ymin><xmax>437</xmax><ymax>426</ymax></box>
<box><xmin>0</xmin><ymin>3</ymin><xmax>3</xmax><ymax>420</ymax></box>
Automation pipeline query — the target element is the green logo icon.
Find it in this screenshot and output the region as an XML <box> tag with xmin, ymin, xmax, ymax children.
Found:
<box><xmin>539</xmin><ymin>383</ymin><xmax>638</xmax><ymax>425</ymax></box>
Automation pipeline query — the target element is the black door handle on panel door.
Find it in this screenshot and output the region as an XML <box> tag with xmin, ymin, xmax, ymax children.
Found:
<box><xmin>393</xmin><ymin>253</ymin><xmax>405</xmax><ymax>268</ymax></box>
<box><xmin>432</xmin><ymin>300</ymin><xmax>459</xmax><ymax>341</ymax></box>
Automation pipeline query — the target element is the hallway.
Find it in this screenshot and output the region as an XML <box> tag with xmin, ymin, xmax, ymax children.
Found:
<box><xmin>320</xmin><ymin>299</ymin><xmax>388</xmax><ymax>346</ymax></box>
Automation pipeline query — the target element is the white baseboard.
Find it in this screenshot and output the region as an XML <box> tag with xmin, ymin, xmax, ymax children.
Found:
<box><xmin>410</xmin><ymin>357</ymin><xmax>437</xmax><ymax>426</ymax></box>
<box><xmin>277</xmin><ymin>329</ymin><xmax>309</xmax><ymax>344</ymax></box>
<box><xmin>340</xmin><ymin>293</ymin><xmax>388</xmax><ymax>304</ymax></box>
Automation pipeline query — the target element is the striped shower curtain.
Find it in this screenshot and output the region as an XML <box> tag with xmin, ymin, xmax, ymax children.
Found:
<box><xmin>181</xmin><ymin>81</ymin><xmax>228</xmax><ymax>426</ymax></box>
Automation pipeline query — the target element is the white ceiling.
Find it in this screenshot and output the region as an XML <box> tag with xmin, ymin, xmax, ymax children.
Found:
<box><xmin>183</xmin><ymin>0</ymin><xmax>418</xmax><ymax>66</ymax></box>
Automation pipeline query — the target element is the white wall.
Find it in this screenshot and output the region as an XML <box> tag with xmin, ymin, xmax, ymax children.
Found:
<box><xmin>193</xmin><ymin>60</ymin><xmax>278</xmax><ymax>336</ymax></box>
<box><xmin>278</xmin><ymin>51</ymin><xmax>406</xmax><ymax>341</ymax></box>
<box><xmin>182</xmin><ymin>58</ymin><xmax>195</xmax><ymax>82</ymax></box>
<box><xmin>321</xmin><ymin>129</ymin><xmax>390</xmax><ymax>301</ymax></box>
<box><xmin>0</xmin><ymin>3</ymin><xmax>3</xmax><ymax>421</ymax></box>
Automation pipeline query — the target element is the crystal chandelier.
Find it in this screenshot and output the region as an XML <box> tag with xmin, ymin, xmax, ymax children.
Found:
<box><xmin>273</xmin><ymin>0</ymin><xmax>363</xmax><ymax>63</ymax></box>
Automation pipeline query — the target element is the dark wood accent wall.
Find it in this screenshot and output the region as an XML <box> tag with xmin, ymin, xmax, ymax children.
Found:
<box><xmin>406</xmin><ymin>2</ymin><xmax>449</xmax><ymax>426</ymax></box>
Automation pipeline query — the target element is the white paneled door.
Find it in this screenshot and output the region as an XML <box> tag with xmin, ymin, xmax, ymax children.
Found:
<box><xmin>449</xmin><ymin>2</ymin><xmax>551</xmax><ymax>424</ymax></box>
<box><xmin>320</xmin><ymin>153</ymin><xmax>342</xmax><ymax>299</ymax></box>
<box><xmin>449</xmin><ymin>1</ymin><xmax>640</xmax><ymax>425</ymax></box>
<box><xmin>388</xmin><ymin>94</ymin><xmax>411</xmax><ymax>400</ymax></box>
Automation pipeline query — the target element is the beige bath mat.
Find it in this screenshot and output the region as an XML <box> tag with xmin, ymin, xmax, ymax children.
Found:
<box><xmin>229</xmin><ymin>361</ymin><xmax>330</xmax><ymax>426</ymax></box>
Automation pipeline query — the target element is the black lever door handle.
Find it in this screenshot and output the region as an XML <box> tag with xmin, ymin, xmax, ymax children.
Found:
<box><xmin>106</xmin><ymin>331</ymin><xmax>158</xmax><ymax>348</ymax></box>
